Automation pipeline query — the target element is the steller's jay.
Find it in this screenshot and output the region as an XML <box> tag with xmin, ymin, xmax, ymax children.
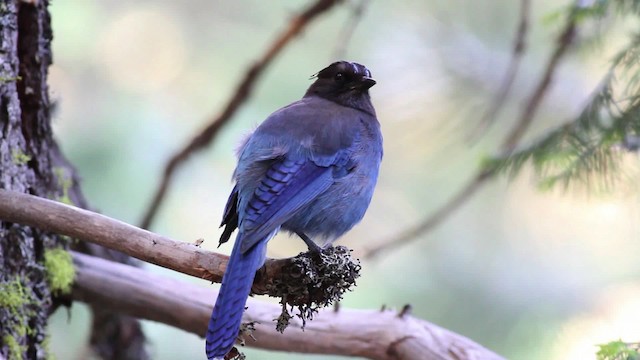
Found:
<box><xmin>205</xmin><ymin>61</ymin><xmax>383</xmax><ymax>359</ymax></box>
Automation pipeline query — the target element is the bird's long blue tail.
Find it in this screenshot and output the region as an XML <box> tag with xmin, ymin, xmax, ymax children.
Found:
<box><xmin>205</xmin><ymin>233</ymin><xmax>266</xmax><ymax>359</ymax></box>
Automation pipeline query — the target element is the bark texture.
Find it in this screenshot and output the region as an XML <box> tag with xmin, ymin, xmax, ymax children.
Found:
<box><xmin>0</xmin><ymin>1</ymin><xmax>148</xmax><ymax>359</ymax></box>
<box><xmin>0</xmin><ymin>1</ymin><xmax>62</xmax><ymax>359</ymax></box>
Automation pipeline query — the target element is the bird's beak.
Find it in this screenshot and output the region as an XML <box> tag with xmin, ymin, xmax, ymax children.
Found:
<box><xmin>360</xmin><ymin>76</ymin><xmax>376</xmax><ymax>89</ymax></box>
<box><xmin>352</xmin><ymin>76</ymin><xmax>376</xmax><ymax>91</ymax></box>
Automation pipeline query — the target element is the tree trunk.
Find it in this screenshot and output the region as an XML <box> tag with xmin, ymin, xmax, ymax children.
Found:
<box><xmin>0</xmin><ymin>0</ymin><xmax>63</xmax><ymax>358</ymax></box>
<box><xmin>0</xmin><ymin>1</ymin><xmax>147</xmax><ymax>359</ymax></box>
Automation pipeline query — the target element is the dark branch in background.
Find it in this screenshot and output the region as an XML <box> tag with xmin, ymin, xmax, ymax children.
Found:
<box><xmin>501</xmin><ymin>3</ymin><xmax>578</xmax><ymax>153</ymax></box>
<box><xmin>362</xmin><ymin>169</ymin><xmax>493</xmax><ymax>259</ymax></box>
<box><xmin>50</xmin><ymin>145</ymin><xmax>149</xmax><ymax>360</ymax></box>
<box><xmin>139</xmin><ymin>0</ymin><xmax>343</xmax><ymax>230</ymax></box>
<box><xmin>362</xmin><ymin>1</ymin><xmax>581</xmax><ymax>259</ymax></box>
<box><xmin>470</xmin><ymin>0</ymin><xmax>530</xmax><ymax>139</ymax></box>
<box><xmin>487</xmin><ymin>31</ymin><xmax>640</xmax><ymax>189</ymax></box>
<box><xmin>331</xmin><ymin>0</ymin><xmax>371</xmax><ymax>60</ymax></box>
<box><xmin>72</xmin><ymin>251</ymin><xmax>507</xmax><ymax>360</ymax></box>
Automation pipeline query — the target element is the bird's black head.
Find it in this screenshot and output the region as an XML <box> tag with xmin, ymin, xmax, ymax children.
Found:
<box><xmin>305</xmin><ymin>61</ymin><xmax>376</xmax><ymax>115</ymax></box>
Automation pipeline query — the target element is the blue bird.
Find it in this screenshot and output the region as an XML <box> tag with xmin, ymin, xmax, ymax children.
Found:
<box><xmin>205</xmin><ymin>61</ymin><xmax>383</xmax><ymax>359</ymax></box>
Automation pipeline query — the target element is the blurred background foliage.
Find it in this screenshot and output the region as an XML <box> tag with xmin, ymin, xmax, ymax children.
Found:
<box><xmin>46</xmin><ymin>0</ymin><xmax>640</xmax><ymax>359</ymax></box>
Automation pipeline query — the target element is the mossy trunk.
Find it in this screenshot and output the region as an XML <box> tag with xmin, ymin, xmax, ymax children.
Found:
<box><xmin>0</xmin><ymin>0</ymin><xmax>65</xmax><ymax>358</ymax></box>
<box><xmin>0</xmin><ymin>1</ymin><xmax>147</xmax><ymax>359</ymax></box>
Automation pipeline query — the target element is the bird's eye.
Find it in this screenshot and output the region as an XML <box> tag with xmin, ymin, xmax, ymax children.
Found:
<box><xmin>334</xmin><ymin>72</ymin><xmax>344</xmax><ymax>82</ymax></box>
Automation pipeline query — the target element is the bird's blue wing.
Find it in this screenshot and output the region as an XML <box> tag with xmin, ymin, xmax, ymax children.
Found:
<box><xmin>218</xmin><ymin>184</ymin><xmax>239</xmax><ymax>247</ymax></box>
<box><xmin>238</xmin><ymin>157</ymin><xmax>338</xmax><ymax>253</ymax></box>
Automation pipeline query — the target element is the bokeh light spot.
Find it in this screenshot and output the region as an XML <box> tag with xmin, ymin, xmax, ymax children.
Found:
<box><xmin>96</xmin><ymin>7</ymin><xmax>187</xmax><ymax>93</ymax></box>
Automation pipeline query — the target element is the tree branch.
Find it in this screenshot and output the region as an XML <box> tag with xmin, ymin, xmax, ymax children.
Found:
<box><xmin>139</xmin><ymin>0</ymin><xmax>343</xmax><ymax>230</ymax></box>
<box><xmin>331</xmin><ymin>0</ymin><xmax>370</xmax><ymax>60</ymax></box>
<box><xmin>0</xmin><ymin>188</ymin><xmax>362</xmax><ymax>319</ymax></box>
<box><xmin>470</xmin><ymin>0</ymin><xmax>530</xmax><ymax>139</ymax></box>
<box><xmin>0</xmin><ymin>189</ymin><xmax>506</xmax><ymax>359</ymax></box>
<box><xmin>500</xmin><ymin>1</ymin><xmax>578</xmax><ymax>153</ymax></box>
<box><xmin>362</xmin><ymin>169</ymin><xmax>493</xmax><ymax>259</ymax></box>
<box><xmin>72</xmin><ymin>251</ymin><xmax>506</xmax><ymax>360</ymax></box>
<box><xmin>0</xmin><ymin>189</ymin><xmax>292</xmax><ymax>293</ymax></box>
<box><xmin>362</xmin><ymin>2</ymin><xmax>580</xmax><ymax>259</ymax></box>
<box><xmin>0</xmin><ymin>188</ymin><xmax>225</xmax><ymax>278</ymax></box>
